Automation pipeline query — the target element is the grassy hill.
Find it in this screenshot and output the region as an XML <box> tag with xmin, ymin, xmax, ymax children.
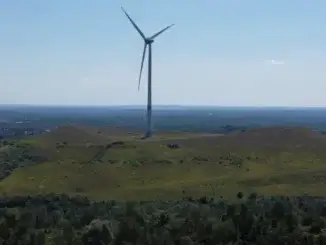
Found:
<box><xmin>1</xmin><ymin>125</ymin><xmax>326</xmax><ymax>200</ymax></box>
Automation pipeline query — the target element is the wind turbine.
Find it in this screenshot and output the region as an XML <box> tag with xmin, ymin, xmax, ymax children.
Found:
<box><xmin>121</xmin><ymin>7</ymin><xmax>174</xmax><ymax>138</ymax></box>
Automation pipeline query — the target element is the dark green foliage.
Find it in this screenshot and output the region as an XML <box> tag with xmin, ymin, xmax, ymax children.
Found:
<box><xmin>236</xmin><ymin>191</ymin><xmax>244</xmax><ymax>199</ymax></box>
<box><xmin>218</xmin><ymin>152</ymin><xmax>245</xmax><ymax>167</ymax></box>
<box><xmin>248</xmin><ymin>192</ymin><xmax>258</xmax><ymax>201</ymax></box>
<box><xmin>0</xmin><ymin>142</ymin><xmax>48</xmax><ymax>180</ymax></box>
<box><xmin>82</xmin><ymin>220</ymin><xmax>114</xmax><ymax>245</ymax></box>
<box><xmin>0</xmin><ymin>194</ymin><xmax>326</xmax><ymax>244</ymax></box>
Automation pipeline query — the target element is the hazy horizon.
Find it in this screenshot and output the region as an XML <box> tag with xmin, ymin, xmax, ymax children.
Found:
<box><xmin>2</xmin><ymin>103</ymin><xmax>326</xmax><ymax>110</ymax></box>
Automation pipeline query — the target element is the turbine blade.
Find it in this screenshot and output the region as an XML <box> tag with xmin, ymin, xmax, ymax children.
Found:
<box><xmin>138</xmin><ymin>43</ymin><xmax>147</xmax><ymax>91</ymax></box>
<box><xmin>149</xmin><ymin>24</ymin><xmax>174</xmax><ymax>40</ymax></box>
<box><xmin>121</xmin><ymin>7</ymin><xmax>146</xmax><ymax>40</ymax></box>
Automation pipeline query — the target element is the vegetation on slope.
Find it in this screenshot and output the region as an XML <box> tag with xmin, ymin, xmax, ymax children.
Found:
<box><xmin>1</xmin><ymin>126</ymin><xmax>326</xmax><ymax>200</ymax></box>
<box><xmin>0</xmin><ymin>139</ymin><xmax>51</xmax><ymax>180</ymax></box>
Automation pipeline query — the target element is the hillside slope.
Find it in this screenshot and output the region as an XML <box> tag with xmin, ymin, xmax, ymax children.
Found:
<box><xmin>1</xmin><ymin>125</ymin><xmax>326</xmax><ymax>200</ymax></box>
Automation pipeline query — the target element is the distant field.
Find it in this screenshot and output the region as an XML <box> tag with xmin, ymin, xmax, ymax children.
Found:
<box><xmin>1</xmin><ymin>125</ymin><xmax>326</xmax><ymax>200</ymax></box>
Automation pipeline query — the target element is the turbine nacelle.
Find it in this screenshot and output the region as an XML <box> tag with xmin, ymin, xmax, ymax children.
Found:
<box><xmin>145</xmin><ymin>39</ymin><xmax>154</xmax><ymax>44</ymax></box>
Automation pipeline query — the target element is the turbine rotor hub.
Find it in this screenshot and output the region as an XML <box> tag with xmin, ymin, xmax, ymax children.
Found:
<box><xmin>146</xmin><ymin>39</ymin><xmax>154</xmax><ymax>44</ymax></box>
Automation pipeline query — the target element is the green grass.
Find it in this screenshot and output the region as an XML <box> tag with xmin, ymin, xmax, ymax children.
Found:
<box><xmin>2</xmin><ymin>159</ymin><xmax>326</xmax><ymax>200</ymax></box>
<box><xmin>2</xmin><ymin>125</ymin><xmax>326</xmax><ymax>200</ymax></box>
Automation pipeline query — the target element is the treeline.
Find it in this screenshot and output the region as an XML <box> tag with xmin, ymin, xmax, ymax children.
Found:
<box><xmin>0</xmin><ymin>193</ymin><xmax>326</xmax><ymax>244</ymax></box>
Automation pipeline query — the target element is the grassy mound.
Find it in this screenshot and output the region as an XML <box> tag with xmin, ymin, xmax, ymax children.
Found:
<box><xmin>2</xmin><ymin>158</ymin><xmax>326</xmax><ymax>200</ymax></box>
<box><xmin>1</xmin><ymin>126</ymin><xmax>326</xmax><ymax>200</ymax></box>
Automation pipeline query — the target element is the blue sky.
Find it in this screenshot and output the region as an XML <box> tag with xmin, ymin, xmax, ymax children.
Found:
<box><xmin>1</xmin><ymin>0</ymin><xmax>326</xmax><ymax>106</ymax></box>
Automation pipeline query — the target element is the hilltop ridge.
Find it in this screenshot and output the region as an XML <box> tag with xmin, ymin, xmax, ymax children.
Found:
<box><xmin>1</xmin><ymin>125</ymin><xmax>326</xmax><ymax>200</ymax></box>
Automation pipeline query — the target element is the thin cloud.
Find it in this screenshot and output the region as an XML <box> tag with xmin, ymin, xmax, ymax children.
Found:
<box><xmin>265</xmin><ymin>59</ymin><xmax>285</xmax><ymax>65</ymax></box>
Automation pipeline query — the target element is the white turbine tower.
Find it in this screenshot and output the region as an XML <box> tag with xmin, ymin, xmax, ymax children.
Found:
<box><xmin>122</xmin><ymin>7</ymin><xmax>174</xmax><ymax>138</ymax></box>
